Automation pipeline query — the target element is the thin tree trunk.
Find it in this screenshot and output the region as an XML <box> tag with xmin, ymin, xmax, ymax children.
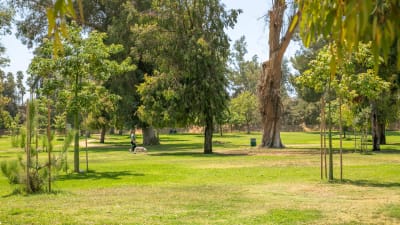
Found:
<box><xmin>47</xmin><ymin>100</ymin><xmax>52</xmax><ymax>192</ymax></box>
<box><xmin>85</xmin><ymin>132</ymin><xmax>88</xmax><ymax>172</ymax></box>
<box><xmin>371</xmin><ymin>102</ymin><xmax>380</xmax><ymax>151</ymax></box>
<box><xmin>204</xmin><ymin>114</ymin><xmax>213</xmax><ymax>154</ymax></box>
<box><xmin>328</xmin><ymin>84</ymin><xmax>333</xmax><ymax>181</ymax></box>
<box><xmin>258</xmin><ymin>1</ymin><xmax>299</xmax><ymax>148</ymax></box>
<box><xmin>73</xmin><ymin>73</ymin><xmax>80</xmax><ymax>173</ymax></box>
<box><xmin>73</xmin><ymin>111</ymin><xmax>80</xmax><ymax>173</ymax></box>
<box><xmin>320</xmin><ymin>97</ymin><xmax>325</xmax><ymax>180</ymax></box>
<box><xmin>322</xmin><ymin>97</ymin><xmax>327</xmax><ymax>179</ymax></box>
<box><xmin>339</xmin><ymin>97</ymin><xmax>343</xmax><ymax>181</ymax></box>
<box><xmin>26</xmin><ymin>101</ymin><xmax>32</xmax><ymax>193</ymax></box>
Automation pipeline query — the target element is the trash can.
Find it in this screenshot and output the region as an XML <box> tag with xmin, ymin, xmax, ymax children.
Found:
<box><xmin>250</xmin><ymin>138</ymin><xmax>256</xmax><ymax>147</ymax></box>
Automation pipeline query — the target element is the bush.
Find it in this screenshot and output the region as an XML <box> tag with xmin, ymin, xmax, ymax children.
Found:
<box><xmin>0</xmin><ymin>157</ymin><xmax>48</xmax><ymax>193</ymax></box>
<box><xmin>0</xmin><ymin>160</ymin><xmax>21</xmax><ymax>184</ymax></box>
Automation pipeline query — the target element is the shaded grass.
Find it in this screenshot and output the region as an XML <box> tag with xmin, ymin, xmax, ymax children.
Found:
<box><xmin>385</xmin><ymin>204</ymin><xmax>400</xmax><ymax>219</ymax></box>
<box><xmin>0</xmin><ymin>132</ymin><xmax>400</xmax><ymax>224</ymax></box>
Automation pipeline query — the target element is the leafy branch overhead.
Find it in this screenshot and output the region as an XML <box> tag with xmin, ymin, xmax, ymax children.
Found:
<box><xmin>46</xmin><ymin>0</ymin><xmax>84</xmax><ymax>55</ymax></box>
<box><xmin>298</xmin><ymin>0</ymin><xmax>400</xmax><ymax>69</ymax></box>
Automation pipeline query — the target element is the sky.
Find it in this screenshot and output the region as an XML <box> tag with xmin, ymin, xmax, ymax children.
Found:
<box><xmin>1</xmin><ymin>0</ymin><xmax>299</xmax><ymax>76</ymax></box>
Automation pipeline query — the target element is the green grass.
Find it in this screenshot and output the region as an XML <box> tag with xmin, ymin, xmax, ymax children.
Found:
<box><xmin>1</xmin><ymin>131</ymin><xmax>400</xmax><ymax>224</ymax></box>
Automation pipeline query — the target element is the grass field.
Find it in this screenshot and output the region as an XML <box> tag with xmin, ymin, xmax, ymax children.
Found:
<box><xmin>1</xmin><ymin>131</ymin><xmax>400</xmax><ymax>224</ymax></box>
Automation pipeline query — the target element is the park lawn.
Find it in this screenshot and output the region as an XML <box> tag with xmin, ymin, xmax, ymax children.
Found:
<box><xmin>0</xmin><ymin>132</ymin><xmax>400</xmax><ymax>224</ymax></box>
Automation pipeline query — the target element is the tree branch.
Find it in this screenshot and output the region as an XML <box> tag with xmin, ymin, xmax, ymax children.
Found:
<box><xmin>278</xmin><ymin>9</ymin><xmax>301</xmax><ymax>60</ymax></box>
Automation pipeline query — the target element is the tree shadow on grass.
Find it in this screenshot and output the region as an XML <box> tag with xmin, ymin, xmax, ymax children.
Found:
<box><xmin>340</xmin><ymin>179</ymin><xmax>400</xmax><ymax>188</ymax></box>
<box><xmin>2</xmin><ymin>189</ymin><xmax>69</xmax><ymax>198</ymax></box>
<box><xmin>84</xmin><ymin>145</ymin><xmax>132</xmax><ymax>153</ymax></box>
<box><xmin>57</xmin><ymin>170</ymin><xmax>144</xmax><ymax>181</ymax></box>
<box><xmin>150</xmin><ymin>151</ymin><xmax>248</xmax><ymax>157</ymax></box>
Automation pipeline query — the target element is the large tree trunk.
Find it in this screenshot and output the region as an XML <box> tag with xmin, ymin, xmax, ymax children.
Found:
<box><xmin>100</xmin><ymin>126</ymin><xmax>106</xmax><ymax>143</ymax></box>
<box><xmin>142</xmin><ymin>126</ymin><xmax>160</xmax><ymax>145</ymax></box>
<box><xmin>258</xmin><ymin>1</ymin><xmax>299</xmax><ymax>148</ymax></box>
<box><xmin>379</xmin><ymin>122</ymin><xmax>386</xmax><ymax>144</ymax></box>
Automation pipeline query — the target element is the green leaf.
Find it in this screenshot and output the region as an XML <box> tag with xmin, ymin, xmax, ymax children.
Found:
<box><xmin>289</xmin><ymin>14</ymin><xmax>298</xmax><ymax>32</ymax></box>
<box><xmin>47</xmin><ymin>8</ymin><xmax>55</xmax><ymax>36</ymax></box>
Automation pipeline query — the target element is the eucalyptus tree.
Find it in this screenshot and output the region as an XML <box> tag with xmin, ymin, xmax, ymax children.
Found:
<box><xmin>258</xmin><ymin>0</ymin><xmax>300</xmax><ymax>148</ymax></box>
<box><xmin>137</xmin><ymin>0</ymin><xmax>240</xmax><ymax>154</ymax></box>
<box><xmin>298</xmin><ymin>0</ymin><xmax>400</xmax><ymax>69</ymax></box>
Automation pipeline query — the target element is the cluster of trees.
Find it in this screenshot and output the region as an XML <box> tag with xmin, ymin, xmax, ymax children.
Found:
<box><xmin>0</xmin><ymin>0</ymin><xmax>244</xmax><ymax>181</ymax></box>
<box><xmin>0</xmin><ymin>0</ymin><xmax>399</xmax><ymax>187</ymax></box>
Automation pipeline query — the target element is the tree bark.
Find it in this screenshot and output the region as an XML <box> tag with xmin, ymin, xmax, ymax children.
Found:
<box><xmin>204</xmin><ymin>114</ymin><xmax>213</xmax><ymax>154</ymax></box>
<box><xmin>258</xmin><ymin>1</ymin><xmax>299</xmax><ymax>148</ymax></box>
<box><xmin>73</xmin><ymin>110</ymin><xmax>80</xmax><ymax>173</ymax></box>
<box><xmin>73</xmin><ymin>73</ymin><xmax>80</xmax><ymax>173</ymax></box>
<box><xmin>379</xmin><ymin>122</ymin><xmax>386</xmax><ymax>144</ymax></box>
<box><xmin>47</xmin><ymin>100</ymin><xmax>52</xmax><ymax>192</ymax></box>
<box><xmin>371</xmin><ymin>102</ymin><xmax>380</xmax><ymax>151</ymax></box>
<box><xmin>246</xmin><ymin>121</ymin><xmax>251</xmax><ymax>134</ymax></box>
<box><xmin>100</xmin><ymin>126</ymin><xmax>106</xmax><ymax>143</ymax></box>
<box><xmin>26</xmin><ymin>101</ymin><xmax>32</xmax><ymax>193</ymax></box>
<box><xmin>142</xmin><ymin>126</ymin><xmax>160</xmax><ymax>145</ymax></box>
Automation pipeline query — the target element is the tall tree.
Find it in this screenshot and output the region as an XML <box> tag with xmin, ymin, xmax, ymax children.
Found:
<box><xmin>16</xmin><ymin>71</ymin><xmax>25</xmax><ymax>105</ymax></box>
<box><xmin>3</xmin><ymin>72</ymin><xmax>18</xmax><ymax>117</ymax></box>
<box><xmin>29</xmin><ymin>25</ymin><xmax>133</xmax><ymax>173</ymax></box>
<box><xmin>137</xmin><ymin>0</ymin><xmax>240</xmax><ymax>154</ymax></box>
<box><xmin>258</xmin><ymin>0</ymin><xmax>300</xmax><ymax>148</ymax></box>
<box><xmin>229</xmin><ymin>36</ymin><xmax>261</xmax><ymax>96</ymax></box>
<box><xmin>296</xmin><ymin>43</ymin><xmax>390</xmax><ymax>180</ymax></box>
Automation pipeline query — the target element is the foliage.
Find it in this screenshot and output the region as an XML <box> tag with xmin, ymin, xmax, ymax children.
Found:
<box><xmin>53</xmin><ymin>130</ymin><xmax>74</xmax><ymax>174</ymax></box>
<box><xmin>53</xmin><ymin>112</ymin><xmax>66</xmax><ymax>134</ymax></box>
<box><xmin>229</xmin><ymin>91</ymin><xmax>260</xmax><ymax>133</ymax></box>
<box><xmin>85</xmin><ymin>85</ymin><xmax>121</xmax><ymax>142</ymax></box>
<box><xmin>228</xmin><ymin>36</ymin><xmax>260</xmax><ymax>96</ymax></box>
<box><xmin>296</xmin><ymin>43</ymin><xmax>391</xmax><ymax>132</ymax></box>
<box><xmin>296</xmin><ymin>43</ymin><xmax>390</xmax><ymax>102</ymax></box>
<box><xmin>298</xmin><ymin>0</ymin><xmax>400</xmax><ymax>69</ymax></box>
<box><xmin>290</xmin><ymin>39</ymin><xmax>328</xmax><ymax>102</ymax></box>
<box><xmin>136</xmin><ymin>0</ymin><xmax>240</xmax><ymax>153</ymax></box>
<box><xmin>0</xmin><ymin>4</ymin><xmax>12</xmax><ymax>35</ymax></box>
<box><xmin>137</xmin><ymin>72</ymin><xmax>181</xmax><ymax>129</ymax></box>
<box><xmin>0</xmin><ymin>159</ymin><xmax>20</xmax><ymax>184</ymax></box>
<box><xmin>29</xmin><ymin>24</ymin><xmax>134</xmax><ymax>171</ymax></box>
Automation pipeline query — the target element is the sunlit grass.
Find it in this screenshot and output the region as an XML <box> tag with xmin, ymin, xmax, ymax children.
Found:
<box><xmin>1</xmin><ymin>131</ymin><xmax>400</xmax><ymax>224</ymax></box>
